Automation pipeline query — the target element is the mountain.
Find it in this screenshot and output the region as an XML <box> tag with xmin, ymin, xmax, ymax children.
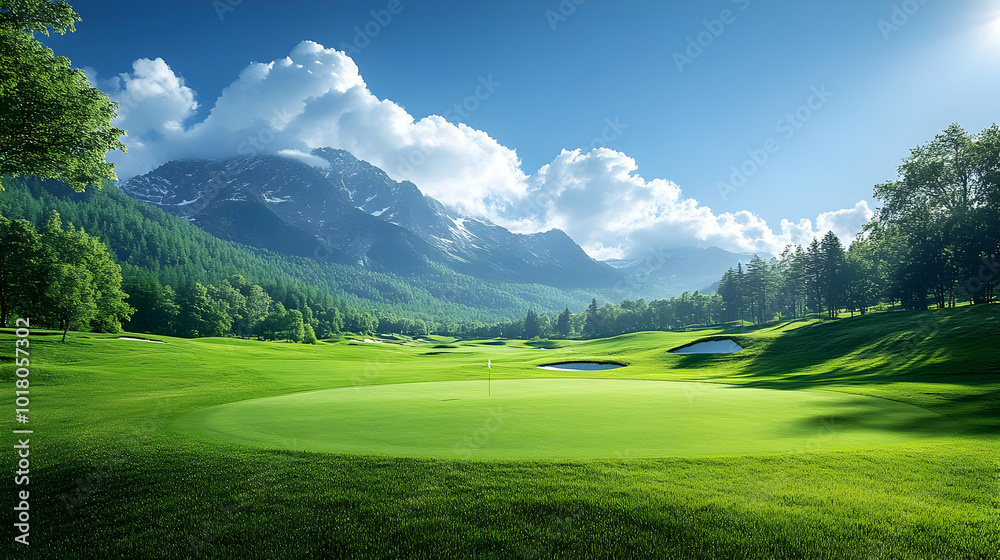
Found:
<box><xmin>121</xmin><ymin>149</ymin><xmax>622</xmax><ymax>289</ymax></box>
<box><xmin>604</xmin><ymin>246</ymin><xmax>756</xmax><ymax>294</ymax></box>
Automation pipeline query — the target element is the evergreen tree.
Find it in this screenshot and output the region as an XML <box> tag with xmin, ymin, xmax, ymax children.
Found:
<box><xmin>819</xmin><ymin>231</ymin><xmax>846</xmax><ymax>318</ymax></box>
<box><xmin>556</xmin><ymin>307</ymin><xmax>571</xmax><ymax>338</ymax></box>
<box><xmin>522</xmin><ymin>308</ymin><xmax>540</xmax><ymax>339</ymax></box>
<box><xmin>804</xmin><ymin>238</ymin><xmax>824</xmax><ymax>314</ymax></box>
<box><xmin>582</xmin><ymin>298</ymin><xmax>599</xmax><ymax>338</ymax></box>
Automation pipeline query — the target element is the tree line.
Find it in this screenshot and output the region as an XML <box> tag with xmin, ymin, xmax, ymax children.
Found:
<box><xmin>506</xmin><ymin>124</ymin><xmax>1000</xmax><ymax>340</ymax></box>
<box><xmin>469</xmin><ymin>291</ymin><xmax>724</xmax><ymax>340</ymax></box>
<box><xmin>716</xmin><ymin>124</ymin><xmax>999</xmax><ymax>323</ymax></box>
<box><xmin>0</xmin><ymin>212</ymin><xmax>132</xmax><ymax>341</ymax></box>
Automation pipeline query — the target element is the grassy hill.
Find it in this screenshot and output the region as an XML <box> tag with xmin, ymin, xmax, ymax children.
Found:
<box><xmin>1</xmin><ymin>306</ymin><xmax>997</xmax><ymax>558</ymax></box>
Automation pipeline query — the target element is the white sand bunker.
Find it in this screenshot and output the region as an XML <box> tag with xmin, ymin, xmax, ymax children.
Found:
<box><xmin>670</xmin><ymin>339</ymin><xmax>743</xmax><ymax>354</ymax></box>
<box><xmin>118</xmin><ymin>337</ymin><xmax>166</xmax><ymax>343</ymax></box>
<box><xmin>537</xmin><ymin>362</ymin><xmax>625</xmax><ymax>371</ymax></box>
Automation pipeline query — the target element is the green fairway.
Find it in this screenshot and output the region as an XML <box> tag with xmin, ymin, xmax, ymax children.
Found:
<box><xmin>3</xmin><ymin>305</ymin><xmax>998</xmax><ymax>559</ymax></box>
<box><xmin>179</xmin><ymin>379</ymin><xmax>953</xmax><ymax>459</ymax></box>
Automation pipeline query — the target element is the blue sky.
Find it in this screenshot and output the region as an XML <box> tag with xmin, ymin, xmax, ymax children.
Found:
<box><xmin>43</xmin><ymin>0</ymin><xmax>1000</xmax><ymax>258</ymax></box>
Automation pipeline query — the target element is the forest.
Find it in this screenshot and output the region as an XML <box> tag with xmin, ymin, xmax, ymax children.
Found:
<box><xmin>477</xmin><ymin>124</ymin><xmax>1000</xmax><ymax>340</ymax></box>
<box><xmin>1</xmin><ymin>124</ymin><xmax>996</xmax><ymax>340</ymax></box>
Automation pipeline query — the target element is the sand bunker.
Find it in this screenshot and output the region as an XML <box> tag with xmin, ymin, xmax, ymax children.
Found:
<box><xmin>118</xmin><ymin>337</ymin><xmax>166</xmax><ymax>343</ymax></box>
<box><xmin>670</xmin><ymin>339</ymin><xmax>743</xmax><ymax>354</ymax></box>
<box><xmin>537</xmin><ymin>362</ymin><xmax>625</xmax><ymax>371</ymax></box>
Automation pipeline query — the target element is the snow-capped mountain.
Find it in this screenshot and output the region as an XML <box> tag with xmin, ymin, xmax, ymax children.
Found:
<box><xmin>120</xmin><ymin>149</ymin><xmax>623</xmax><ymax>288</ymax></box>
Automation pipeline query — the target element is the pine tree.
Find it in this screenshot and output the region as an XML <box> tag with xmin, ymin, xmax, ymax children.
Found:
<box><xmin>582</xmin><ymin>298</ymin><xmax>599</xmax><ymax>338</ymax></box>
<box><xmin>522</xmin><ymin>308</ymin><xmax>540</xmax><ymax>339</ymax></box>
<box><xmin>820</xmin><ymin>231</ymin><xmax>846</xmax><ymax>318</ymax></box>
<box><xmin>556</xmin><ymin>307</ymin><xmax>571</xmax><ymax>338</ymax></box>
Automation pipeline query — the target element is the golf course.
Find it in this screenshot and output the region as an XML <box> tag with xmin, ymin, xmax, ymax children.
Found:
<box><xmin>3</xmin><ymin>305</ymin><xmax>998</xmax><ymax>558</ymax></box>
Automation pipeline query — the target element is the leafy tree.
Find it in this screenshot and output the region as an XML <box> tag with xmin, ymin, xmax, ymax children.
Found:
<box><xmin>283</xmin><ymin>308</ymin><xmax>305</xmax><ymax>343</ymax></box>
<box><xmin>302</xmin><ymin>322</ymin><xmax>318</xmax><ymax>344</ymax></box>
<box><xmin>0</xmin><ymin>215</ymin><xmax>42</xmax><ymax>326</ymax></box>
<box><xmin>208</xmin><ymin>280</ymin><xmax>246</xmax><ymax>334</ymax></box>
<box><xmin>178</xmin><ymin>282</ymin><xmax>229</xmax><ymax>337</ymax></box>
<box><xmin>82</xmin><ymin>230</ymin><xmax>133</xmax><ymax>332</ymax></box>
<box><xmin>37</xmin><ymin>211</ymin><xmax>132</xmax><ymax>337</ymax></box>
<box><xmin>152</xmin><ymin>284</ymin><xmax>180</xmax><ymax>335</ymax></box>
<box><xmin>44</xmin><ymin>261</ymin><xmax>93</xmax><ymax>342</ymax></box>
<box><xmin>258</xmin><ymin>302</ymin><xmax>287</xmax><ymax>341</ymax></box>
<box><xmin>241</xmin><ymin>284</ymin><xmax>272</xmax><ymax>337</ymax></box>
<box><xmin>0</xmin><ymin>0</ymin><xmax>126</xmax><ymax>191</ymax></box>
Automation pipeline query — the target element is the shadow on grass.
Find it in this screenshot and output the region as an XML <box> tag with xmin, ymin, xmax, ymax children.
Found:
<box><xmin>719</xmin><ymin>307</ymin><xmax>1000</xmax><ymax>435</ymax></box>
<box><xmin>783</xmin><ymin>397</ymin><xmax>959</xmax><ymax>437</ymax></box>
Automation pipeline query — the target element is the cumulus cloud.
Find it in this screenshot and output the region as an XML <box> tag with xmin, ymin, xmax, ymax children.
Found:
<box><xmin>815</xmin><ymin>201</ymin><xmax>875</xmax><ymax>243</ymax></box>
<box><xmin>106</xmin><ymin>41</ymin><xmax>526</xmax><ymax>218</ymax></box>
<box><xmin>101</xmin><ymin>41</ymin><xmax>872</xmax><ymax>258</ymax></box>
<box><xmin>107</xmin><ymin>58</ymin><xmax>198</xmax><ymax>139</ymax></box>
<box><xmin>502</xmin><ymin>148</ymin><xmax>873</xmax><ymax>259</ymax></box>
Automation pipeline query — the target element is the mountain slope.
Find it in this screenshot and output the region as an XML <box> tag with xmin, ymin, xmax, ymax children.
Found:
<box><xmin>121</xmin><ymin>149</ymin><xmax>623</xmax><ymax>288</ymax></box>
<box><xmin>604</xmin><ymin>246</ymin><xmax>755</xmax><ymax>294</ymax></box>
<box><xmin>0</xmin><ymin>178</ymin><xmax>622</xmax><ymax>324</ymax></box>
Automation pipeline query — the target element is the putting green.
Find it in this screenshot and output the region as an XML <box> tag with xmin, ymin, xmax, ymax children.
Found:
<box><xmin>176</xmin><ymin>379</ymin><xmax>954</xmax><ymax>459</ymax></box>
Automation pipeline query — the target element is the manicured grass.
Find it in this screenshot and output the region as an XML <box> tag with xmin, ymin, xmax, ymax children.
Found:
<box><xmin>1</xmin><ymin>305</ymin><xmax>998</xmax><ymax>558</ymax></box>
<box><xmin>179</xmin><ymin>379</ymin><xmax>953</xmax><ymax>459</ymax></box>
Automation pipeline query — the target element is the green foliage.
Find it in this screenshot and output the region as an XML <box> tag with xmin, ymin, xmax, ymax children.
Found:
<box><xmin>0</xmin><ymin>178</ymin><xmax>631</xmax><ymax>337</ymax></box>
<box><xmin>0</xmin><ymin>0</ymin><xmax>79</xmax><ymax>35</ymax></box>
<box><xmin>284</xmin><ymin>308</ymin><xmax>305</xmax><ymax>343</ymax></box>
<box><xmin>0</xmin><ymin>0</ymin><xmax>125</xmax><ymax>191</ymax></box>
<box><xmin>0</xmin><ymin>214</ymin><xmax>41</xmax><ymax>325</ymax></box>
<box><xmin>521</xmin><ymin>308</ymin><xmax>540</xmax><ymax>339</ymax></box>
<box><xmin>866</xmin><ymin>123</ymin><xmax>1000</xmax><ymax>308</ymax></box>
<box><xmin>0</xmin><ymin>209</ymin><xmax>133</xmax><ymax>339</ymax></box>
<box><xmin>302</xmin><ymin>322</ymin><xmax>317</xmax><ymax>344</ymax></box>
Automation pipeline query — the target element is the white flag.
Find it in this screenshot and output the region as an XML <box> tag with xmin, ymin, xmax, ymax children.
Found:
<box><xmin>488</xmin><ymin>359</ymin><xmax>492</xmax><ymax>370</ymax></box>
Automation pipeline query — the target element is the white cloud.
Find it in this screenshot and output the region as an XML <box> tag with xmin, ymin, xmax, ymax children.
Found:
<box><xmin>106</xmin><ymin>41</ymin><xmax>526</xmax><ymax>217</ymax></box>
<box><xmin>815</xmin><ymin>200</ymin><xmax>874</xmax><ymax>243</ymax></box>
<box><xmin>275</xmin><ymin>149</ymin><xmax>330</xmax><ymax>169</ymax></box>
<box><xmin>102</xmin><ymin>41</ymin><xmax>872</xmax><ymax>258</ymax></box>
<box><xmin>107</xmin><ymin>58</ymin><xmax>197</xmax><ymax>139</ymax></box>
<box><xmin>505</xmin><ymin>148</ymin><xmax>872</xmax><ymax>258</ymax></box>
